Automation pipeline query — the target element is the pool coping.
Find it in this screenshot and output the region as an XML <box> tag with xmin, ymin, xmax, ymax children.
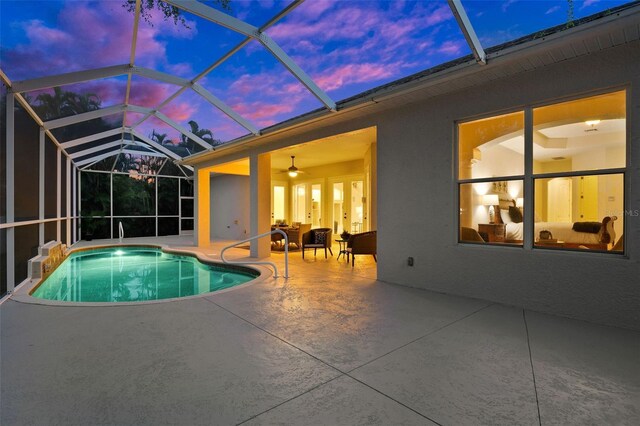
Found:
<box><xmin>11</xmin><ymin>243</ymin><xmax>272</xmax><ymax>307</ymax></box>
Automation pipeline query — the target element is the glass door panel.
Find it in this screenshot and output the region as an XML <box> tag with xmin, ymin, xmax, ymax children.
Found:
<box><xmin>272</xmin><ymin>184</ymin><xmax>286</xmax><ymax>224</ymax></box>
<box><xmin>332</xmin><ymin>183</ymin><xmax>344</xmax><ymax>234</ymax></box>
<box><xmin>311</xmin><ymin>184</ymin><xmax>322</xmax><ymax>228</ymax></box>
<box><xmin>293</xmin><ymin>184</ymin><xmax>306</xmax><ymax>223</ymax></box>
<box><xmin>351</xmin><ymin>180</ymin><xmax>364</xmax><ymax>233</ymax></box>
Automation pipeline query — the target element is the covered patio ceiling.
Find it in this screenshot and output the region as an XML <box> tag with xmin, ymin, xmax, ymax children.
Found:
<box><xmin>1</xmin><ymin>0</ymin><xmax>633</xmax><ymax>169</ymax></box>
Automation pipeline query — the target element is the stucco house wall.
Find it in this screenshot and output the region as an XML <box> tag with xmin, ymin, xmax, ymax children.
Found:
<box><xmin>374</xmin><ymin>42</ymin><xmax>639</xmax><ymax>330</ymax></box>
<box><xmin>210</xmin><ymin>174</ymin><xmax>250</xmax><ymax>241</ymax></box>
<box><xmin>192</xmin><ymin>39</ymin><xmax>640</xmax><ymax>329</ymax></box>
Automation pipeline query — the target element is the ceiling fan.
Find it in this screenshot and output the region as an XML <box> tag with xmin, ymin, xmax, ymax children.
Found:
<box><xmin>277</xmin><ymin>155</ymin><xmax>306</xmax><ymax>177</ymax></box>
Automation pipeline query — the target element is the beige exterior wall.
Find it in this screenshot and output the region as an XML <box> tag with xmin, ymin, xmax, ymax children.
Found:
<box><xmin>193</xmin><ymin>41</ymin><xmax>640</xmax><ymax>329</ymax></box>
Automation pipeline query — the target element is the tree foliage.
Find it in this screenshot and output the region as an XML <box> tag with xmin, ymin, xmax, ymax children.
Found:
<box><xmin>123</xmin><ymin>0</ymin><xmax>231</xmax><ymax>28</ymax></box>
<box><xmin>33</xmin><ymin>87</ymin><xmax>100</xmax><ymax>120</ymax></box>
<box><xmin>179</xmin><ymin>119</ymin><xmax>220</xmax><ymax>152</ymax></box>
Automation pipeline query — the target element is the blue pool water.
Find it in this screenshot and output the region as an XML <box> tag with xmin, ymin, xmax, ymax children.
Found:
<box><xmin>31</xmin><ymin>247</ymin><xmax>257</xmax><ymax>302</ymax></box>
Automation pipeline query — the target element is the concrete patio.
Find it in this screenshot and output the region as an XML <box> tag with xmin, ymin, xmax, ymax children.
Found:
<box><xmin>1</xmin><ymin>237</ymin><xmax>638</xmax><ymax>425</ymax></box>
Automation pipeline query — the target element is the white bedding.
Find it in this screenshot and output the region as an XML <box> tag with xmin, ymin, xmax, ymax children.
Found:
<box><xmin>505</xmin><ymin>222</ymin><xmax>602</xmax><ymax>244</ymax></box>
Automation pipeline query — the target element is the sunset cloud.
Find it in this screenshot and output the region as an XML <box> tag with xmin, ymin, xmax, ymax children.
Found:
<box><xmin>1</xmin><ymin>0</ymin><xmax>472</xmax><ymax>142</ymax></box>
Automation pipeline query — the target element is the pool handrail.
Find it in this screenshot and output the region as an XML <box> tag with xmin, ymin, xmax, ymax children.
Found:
<box><xmin>118</xmin><ymin>221</ymin><xmax>124</xmax><ymax>244</ymax></box>
<box><xmin>220</xmin><ymin>229</ymin><xmax>289</xmax><ymax>278</ymax></box>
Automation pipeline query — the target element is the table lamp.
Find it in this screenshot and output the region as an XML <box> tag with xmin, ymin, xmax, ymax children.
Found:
<box><xmin>483</xmin><ymin>194</ymin><xmax>500</xmax><ymax>223</ymax></box>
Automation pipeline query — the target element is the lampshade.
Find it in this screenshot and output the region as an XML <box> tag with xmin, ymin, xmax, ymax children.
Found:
<box><xmin>482</xmin><ymin>194</ymin><xmax>499</xmax><ymax>206</ymax></box>
<box><xmin>516</xmin><ymin>197</ymin><xmax>524</xmax><ymax>208</ymax></box>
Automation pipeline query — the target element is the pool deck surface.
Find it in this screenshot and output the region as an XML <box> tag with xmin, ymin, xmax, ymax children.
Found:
<box><xmin>1</xmin><ymin>236</ymin><xmax>639</xmax><ymax>425</ymax></box>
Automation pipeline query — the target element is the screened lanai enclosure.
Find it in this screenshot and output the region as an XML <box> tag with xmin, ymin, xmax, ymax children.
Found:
<box><xmin>0</xmin><ymin>85</ymin><xmax>197</xmax><ymax>296</ymax></box>
<box><xmin>1</xmin><ymin>0</ymin><xmax>635</xmax><ymax>298</ymax></box>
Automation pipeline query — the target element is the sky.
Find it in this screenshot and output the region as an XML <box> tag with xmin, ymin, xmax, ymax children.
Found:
<box><xmin>0</xmin><ymin>0</ymin><xmax>631</xmax><ymax>145</ymax></box>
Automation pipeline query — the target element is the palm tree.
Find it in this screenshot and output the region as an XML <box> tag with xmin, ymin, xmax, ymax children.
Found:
<box><xmin>179</xmin><ymin>120</ymin><xmax>216</xmax><ymax>152</ymax></box>
<box><xmin>151</xmin><ymin>130</ymin><xmax>172</xmax><ymax>146</ymax></box>
<box><xmin>34</xmin><ymin>87</ymin><xmax>75</xmax><ymax>120</ymax></box>
<box><xmin>67</xmin><ymin>92</ymin><xmax>100</xmax><ymax>115</ymax></box>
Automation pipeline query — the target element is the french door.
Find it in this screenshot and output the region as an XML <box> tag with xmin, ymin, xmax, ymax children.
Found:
<box><xmin>292</xmin><ymin>181</ymin><xmax>323</xmax><ymax>227</ymax></box>
<box><xmin>271</xmin><ymin>181</ymin><xmax>288</xmax><ymax>224</ymax></box>
<box><xmin>330</xmin><ymin>176</ymin><xmax>366</xmax><ymax>234</ymax></box>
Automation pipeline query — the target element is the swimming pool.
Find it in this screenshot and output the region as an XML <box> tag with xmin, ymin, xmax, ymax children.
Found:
<box><xmin>30</xmin><ymin>247</ymin><xmax>258</xmax><ymax>303</ymax></box>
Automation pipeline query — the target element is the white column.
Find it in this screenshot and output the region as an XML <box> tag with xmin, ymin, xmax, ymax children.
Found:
<box><xmin>155</xmin><ymin>175</ymin><xmax>159</xmax><ymax>237</ymax></box>
<box><xmin>110</xmin><ymin>172</ymin><xmax>113</xmax><ymax>239</ymax></box>
<box><xmin>39</xmin><ymin>128</ymin><xmax>45</xmax><ymax>246</ymax></box>
<box><xmin>249</xmin><ymin>153</ymin><xmax>271</xmax><ymax>258</ymax></box>
<box><xmin>195</xmin><ymin>166</ymin><xmax>211</xmax><ymax>247</ymax></box>
<box><xmin>66</xmin><ymin>155</ymin><xmax>71</xmax><ymax>245</ymax></box>
<box><xmin>6</xmin><ymin>93</ymin><xmax>15</xmax><ymax>292</ymax></box>
<box><xmin>78</xmin><ymin>172</ymin><xmax>82</xmax><ymax>240</ymax></box>
<box><xmin>72</xmin><ymin>166</ymin><xmax>77</xmax><ymax>244</ymax></box>
<box><xmin>56</xmin><ymin>147</ymin><xmax>61</xmax><ymax>241</ymax></box>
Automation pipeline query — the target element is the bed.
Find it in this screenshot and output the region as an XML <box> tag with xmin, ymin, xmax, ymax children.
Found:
<box><xmin>497</xmin><ymin>202</ymin><xmax>617</xmax><ymax>250</ymax></box>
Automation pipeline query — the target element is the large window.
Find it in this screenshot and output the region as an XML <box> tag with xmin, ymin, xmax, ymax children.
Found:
<box><xmin>458</xmin><ymin>111</ymin><xmax>525</xmax><ymax>246</ymax></box>
<box><xmin>458</xmin><ymin>90</ymin><xmax>625</xmax><ymax>253</ymax></box>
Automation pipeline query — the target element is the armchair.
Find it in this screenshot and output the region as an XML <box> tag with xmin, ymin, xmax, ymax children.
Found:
<box><xmin>302</xmin><ymin>228</ymin><xmax>333</xmax><ymax>259</ymax></box>
<box><xmin>346</xmin><ymin>231</ymin><xmax>377</xmax><ymax>266</ymax></box>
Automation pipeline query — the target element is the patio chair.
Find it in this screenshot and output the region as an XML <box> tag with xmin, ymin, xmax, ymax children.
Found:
<box><xmin>346</xmin><ymin>231</ymin><xmax>377</xmax><ymax>266</ymax></box>
<box><xmin>286</xmin><ymin>223</ymin><xmax>311</xmax><ymax>249</ymax></box>
<box><xmin>302</xmin><ymin>228</ymin><xmax>333</xmax><ymax>259</ymax></box>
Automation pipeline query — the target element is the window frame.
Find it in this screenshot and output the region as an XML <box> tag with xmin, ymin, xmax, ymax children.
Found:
<box><xmin>455</xmin><ymin>87</ymin><xmax>628</xmax><ymax>255</ymax></box>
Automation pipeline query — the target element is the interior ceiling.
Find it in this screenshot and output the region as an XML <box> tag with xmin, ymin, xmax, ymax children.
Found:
<box><xmin>210</xmin><ymin>126</ymin><xmax>376</xmax><ymax>176</ymax></box>
<box><xmin>497</xmin><ymin>119</ymin><xmax>625</xmax><ymax>161</ymax></box>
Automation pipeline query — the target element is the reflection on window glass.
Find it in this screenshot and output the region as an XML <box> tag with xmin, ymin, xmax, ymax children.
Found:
<box><xmin>534</xmin><ymin>174</ymin><xmax>623</xmax><ymax>252</ymax></box>
<box><xmin>459</xmin><ymin>181</ymin><xmax>524</xmax><ymax>245</ymax></box>
<box><xmin>533</xmin><ymin>91</ymin><xmax>625</xmax><ymax>174</ymax></box>
<box><xmin>459</xmin><ymin>111</ymin><xmax>524</xmax><ymax>180</ymax></box>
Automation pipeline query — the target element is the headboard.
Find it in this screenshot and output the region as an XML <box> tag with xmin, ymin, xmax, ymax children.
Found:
<box><xmin>495</xmin><ymin>198</ymin><xmax>516</xmax><ymax>224</ymax></box>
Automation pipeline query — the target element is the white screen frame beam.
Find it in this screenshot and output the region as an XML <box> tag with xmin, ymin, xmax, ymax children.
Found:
<box><xmin>11</xmin><ymin>64</ymin><xmax>131</xmax><ymax>93</ymax></box>
<box><xmin>447</xmin><ymin>0</ymin><xmax>487</xmax><ymax>65</ymax></box>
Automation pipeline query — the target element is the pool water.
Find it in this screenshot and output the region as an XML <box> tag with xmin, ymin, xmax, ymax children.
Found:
<box><xmin>31</xmin><ymin>247</ymin><xmax>256</xmax><ymax>303</ymax></box>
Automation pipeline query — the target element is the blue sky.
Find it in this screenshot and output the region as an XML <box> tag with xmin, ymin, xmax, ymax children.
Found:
<box><xmin>0</xmin><ymin>0</ymin><xmax>631</xmax><ymax>143</ymax></box>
